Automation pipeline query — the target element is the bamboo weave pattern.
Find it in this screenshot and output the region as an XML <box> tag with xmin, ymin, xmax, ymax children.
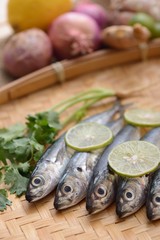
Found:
<box><xmin>0</xmin><ymin>58</ymin><xmax>160</xmax><ymax>240</ymax></box>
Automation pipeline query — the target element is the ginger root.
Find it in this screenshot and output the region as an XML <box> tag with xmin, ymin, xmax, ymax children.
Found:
<box><xmin>102</xmin><ymin>24</ymin><xmax>151</xmax><ymax>50</ymax></box>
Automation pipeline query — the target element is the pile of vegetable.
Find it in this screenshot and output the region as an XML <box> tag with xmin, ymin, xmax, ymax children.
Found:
<box><xmin>2</xmin><ymin>0</ymin><xmax>160</xmax><ymax>78</ymax></box>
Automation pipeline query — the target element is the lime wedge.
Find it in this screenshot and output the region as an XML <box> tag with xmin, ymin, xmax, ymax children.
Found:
<box><xmin>129</xmin><ymin>13</ymin><xmax>155</xmax><ymax>34</ymax></box>
<box><xmin>124</xmin><ymin>109</ymin><xmax>160</xmax><ymax>127</ymax></box>
<box><xmin>65</xmin><ymin>122</ymin><xmax>113</xmax><ymax>151</ymax></box>
<box><xmin>108</xmin><ymin>141</ymin><xmax>160</xmax><ymax>177</ymax></box>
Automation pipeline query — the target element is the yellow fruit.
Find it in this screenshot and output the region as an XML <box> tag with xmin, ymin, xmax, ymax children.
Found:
<box><xmin>8</xmin><ymin>0</ymin><xmax>73</xmax><ymax>31</ymax></box>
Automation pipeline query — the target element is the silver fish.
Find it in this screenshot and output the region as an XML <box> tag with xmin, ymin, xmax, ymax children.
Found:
<box><xmin>145</xmin><ymin>127</ymin><xmax>160</xmax><ymax>221</ymax></box>
<box><xmin>116</xmin><ymin>176</ymin><xmax>149</xmax><ymax>218</ymax></box>
<box><xmin>146</xmin><ymin>169</ymin><xmax>160</xmax><ymax>221</ymax></box>
<box><xmin>86</xmin><ymin>125</ymin><xmax>140</xmax><ymax>214</ymax></box>
<box><xmin>116</xmin><ymin>127</ymin><xmax>160</xmax><ymax>218</ymax></box>
<box><xmin>54</xmin><ymin>117</ymin><xmax>124</xmax><ymax>210</ymax></box>
<box><xmin>25</xmin><ymin>102</ymin><xmax>121</xmax><ymax>202</ymax></box>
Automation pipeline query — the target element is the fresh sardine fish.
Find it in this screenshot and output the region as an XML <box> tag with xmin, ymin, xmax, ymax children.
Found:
<box><xmin>54</xmin><ymin>117</ymin><xmax>124</xmax><ymax>210</ymax></box>
<box><xmin>145</xmin><ymin>127</ymin><xmax>160</xmax><ymax>221</ymax></box>
<box><xmin>116</xmin><ymin>127</ymin><xmax>160</xmax><ymax>218</ymax></box>
<box><xmin>146</xmin><ymin>168</ymin><xmax>160</xmax><ymax>221</ymax></box>
<box><xmin>116</xmin><ymin>176</ymin><xmax>149</xmax><ymax>218</ymax></box>
<box><xmin>86</xmin><ymin>125</ymin><xmax>140</xmax><ymax>214</ymax></box>
<box><xmin>25</xmin><ymin>102</ymin><xmax>121</xmax><ymax>202</ymax></box>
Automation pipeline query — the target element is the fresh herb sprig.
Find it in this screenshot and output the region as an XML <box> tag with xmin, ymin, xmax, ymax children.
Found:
<box><xmin>0</xmin><ymin>88</ymin><xmax>115</xmax><ymax>211</ymax></box>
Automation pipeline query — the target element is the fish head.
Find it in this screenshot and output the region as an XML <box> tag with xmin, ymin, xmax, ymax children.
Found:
<box><xmin>86</xmin><ymin>171</ymin><xmax>116</xmax><ymax>214</ymax></box>
<box><xmin>25</xmin><ymin>164</ymin><xmax>56</xmax><ymax>202</ymax></box>
<box><xmin>146</xmin><ymin>188</ymin><xmax>160</xmax><ymax>221</ymax></box>
<box><xmin>54</xmin><ymin>174</ymin><xmax>86</xmax><ymax>210</ymax></box>
<box><xmin>116</xmin><ymin>177</ymin><xmax>148</xmax><ymax>218</ymax></box>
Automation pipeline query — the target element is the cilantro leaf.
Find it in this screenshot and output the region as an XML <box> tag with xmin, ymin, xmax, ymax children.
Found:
<box><xmin>4</xmin><ymin>167</ymin><xmax>29</xmax><ymax>196</ymax></box>
<box><xmin>17</xmin><ymin>162</ymin><xmax>30</xmax><ymax>173</ymax></box>
<box><xmin>0</xmin><ymin>189</ymin><xmax>12</xmax><ymax>211</ymax></box>
<box><xmin>2</xmin><ymin>137</ymin><xmax>44</xmax><ymax>164</ymax></box>
<box><xmin>0</xmin><ymin>145</ymin><xmax>7</xmax><ymax>164</ymax></box>
<box><xmin>0</xmin><ymin>171</ymin><xmax>3</xmax><ymax>183</ymax></box>
<box><xmin>0</xmin><ymin>124</ymin><xmax>26</xmax><ymax>143</ymax></box>
<box><xmin>32</xmin><ymin>125</ymin><xmax>56</xmax><ymax>145</ymax></box>
<box><xmin>3</xmin><ymin>138</ymin><xmax>32</xmax><ymax>162</ymax></box>
<box><xmin>30</xmin><ymin>139</ymin><xmax>44</xmax><ymax>161</ymax></box>
<box><xmin>0</xmin><ymin>125</ymin><xmax>26</xmax><ymax>165</ymax></box>
<box><xmin>26</xmin><ymin>111</ymin><xmax>61</xmax><ymax>144</ymax></box>
<box><xmin>47</xmin><ymin>111</ymin><xmax>62</xmax><ymax>129</ymax></box>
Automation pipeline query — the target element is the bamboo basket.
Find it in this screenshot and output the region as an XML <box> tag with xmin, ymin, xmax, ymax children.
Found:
<box><xmin>0</xmin><ymin>55</ymin><xmax>160</xmax><ymax>240</ymax></box>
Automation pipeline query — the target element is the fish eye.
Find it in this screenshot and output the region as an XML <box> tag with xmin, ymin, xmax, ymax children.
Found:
<box><xmin>31</xmin><ymin>176</ymin><xmax>45</xmax><ymax>187</ymax></box>
<box><xmin>62</xmin><ymin>185</ymin><xmax>73</xmax><ymax>194</ymax></box>
<box><xmin>77</xmin><ymin>167</ymin><xmax>82</xmax><ymax>172</ymax></box>
<box><xmin>124</xmin><ymin>189</ymin><xmax>134</xmax><ymax>201</ymax></box>
<box><xmin>153</xmin><ymin>194</ymin><xmax>160</xmax><ymax>205</ymax></box>
<box><xmin>95</xmin><ymin>185</ymin><xmax>107</xmax><ymax>198</ymax></box>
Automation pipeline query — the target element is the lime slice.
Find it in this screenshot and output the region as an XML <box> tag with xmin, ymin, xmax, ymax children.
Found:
<box><xmin>124</xmin><ymin>109</ymin><xmax>160</xmax><ymax>127</ymax></box>
<box><xmin>65</xmin><ymin>122</ymin><xmax>113</xmax><ymax>151</ymax></box>
<box><xmin>108</xmin><ymin>140</ymin><xmax>160</xmax><ymax>177</ymax></box>
<box><xmin>152</xmin><ymin>22</ymin><xmax>160</xmax><ymax>38</ymax></box>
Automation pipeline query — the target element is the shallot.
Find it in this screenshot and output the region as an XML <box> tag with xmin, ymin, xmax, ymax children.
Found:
<box><xmin>48</xmin><ymin>12</ymin><xmax>101</xmax><ymax>60</ymax></box>
<box><xmin>2</xmin><ymin>28</ymin><xmax>53</xmax><ymax>78</ymax></box>
<box><xmin>73</xmin><ymin>2</ymin><xmax>110</xmax><ymax>29</ymax></box>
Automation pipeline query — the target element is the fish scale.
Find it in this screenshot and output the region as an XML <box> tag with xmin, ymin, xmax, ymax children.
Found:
<box><xmin>25</xmin><ymin>101</ymin><xmax>121</xmax><ymax>202</ymax></box>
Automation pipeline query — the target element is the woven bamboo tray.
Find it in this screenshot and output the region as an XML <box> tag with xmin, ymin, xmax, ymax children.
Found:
<box><xmin>0</xmin><ymin>56</ymin><xmax>160</xmax><ymax>240</ymax></box>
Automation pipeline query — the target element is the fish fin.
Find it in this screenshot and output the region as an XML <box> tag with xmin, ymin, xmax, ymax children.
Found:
<box><xmin>86</xmin><ymin>155</ymin><xmax>93</xmax><ymax>171</ymax></box>
<box><xmin>55</xmin><ymin>146</ymin><xmax>69</xmax><ymax>165</ymax></box>
<box><xmin>142</xmin><ymin>175</ymin><xmax>150</xmax><ymax>186</ymax></box>
<box><xmin>93</xmin><ymin>171</ymin><xmax>101</xmax><ymax>184</ymax></box>
<box><xmin>86</xmin><ymin>153</ymin><xmax>100</xmax><ymax>171</ymax></box>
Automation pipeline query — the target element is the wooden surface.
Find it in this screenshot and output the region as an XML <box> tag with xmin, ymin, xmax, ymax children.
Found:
<box><xmin>1</xmin><ymin>0</ymin><xmax>160</xmax><ymax>107</ymax></box>
<box><xmin>0</xmin><ymin>57</ymin><xmax>160</xmax><ymax>240</ymax></box>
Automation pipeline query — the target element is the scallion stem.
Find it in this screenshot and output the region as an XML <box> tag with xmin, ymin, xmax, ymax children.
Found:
<box><xmin>52</xmin><ymin>89</ymin><xmax>101</xmax><ymax>110</ymax></box>
<box><xmin>51</xmin><ymin>89</ymin><xmax>114</xmax><ymax>113</ymax></box>
<box><xmin>62</xmin><ymin>94</ymin><xmax>111</xmax><ymax>127</ymax></box>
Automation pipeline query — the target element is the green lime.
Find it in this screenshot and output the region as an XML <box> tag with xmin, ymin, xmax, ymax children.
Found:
<box><xmin>129</xmin><ymin>12</ymin><xmax>155</xmax><ymax>34</ymax></box>
<box><xmin>124</xmin><ymin>109</ymin><xmax>160</xmax><ymax>127</ymax></box>
<box><xmin>152</xmin><ymin>22</ymin><xmax>160</xmax><ymax>38</ymax></box>
<box><xmin>65</xmin><ymin>122</ymin><xmax>113</xmax><ymax>151</ymax></box>
<box><xmin>108</xmin><ymin>140</ymin><xmax>160</xmax><ymax>177</ymax></box>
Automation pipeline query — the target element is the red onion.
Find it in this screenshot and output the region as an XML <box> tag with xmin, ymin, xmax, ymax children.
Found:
<box><xmin>3</xmin><ymin>28</ymin><xmax>53</xmax><ymax>78</ymax></box>
<box><xmin>48</xmin><ymin>12</ymin><xmax>101</xmax><ymax>60</ymax></box>
<box><xmin>73</xmin><ymin>3</ymin><xmax>109</xmax><ymax>29</ymax></box>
